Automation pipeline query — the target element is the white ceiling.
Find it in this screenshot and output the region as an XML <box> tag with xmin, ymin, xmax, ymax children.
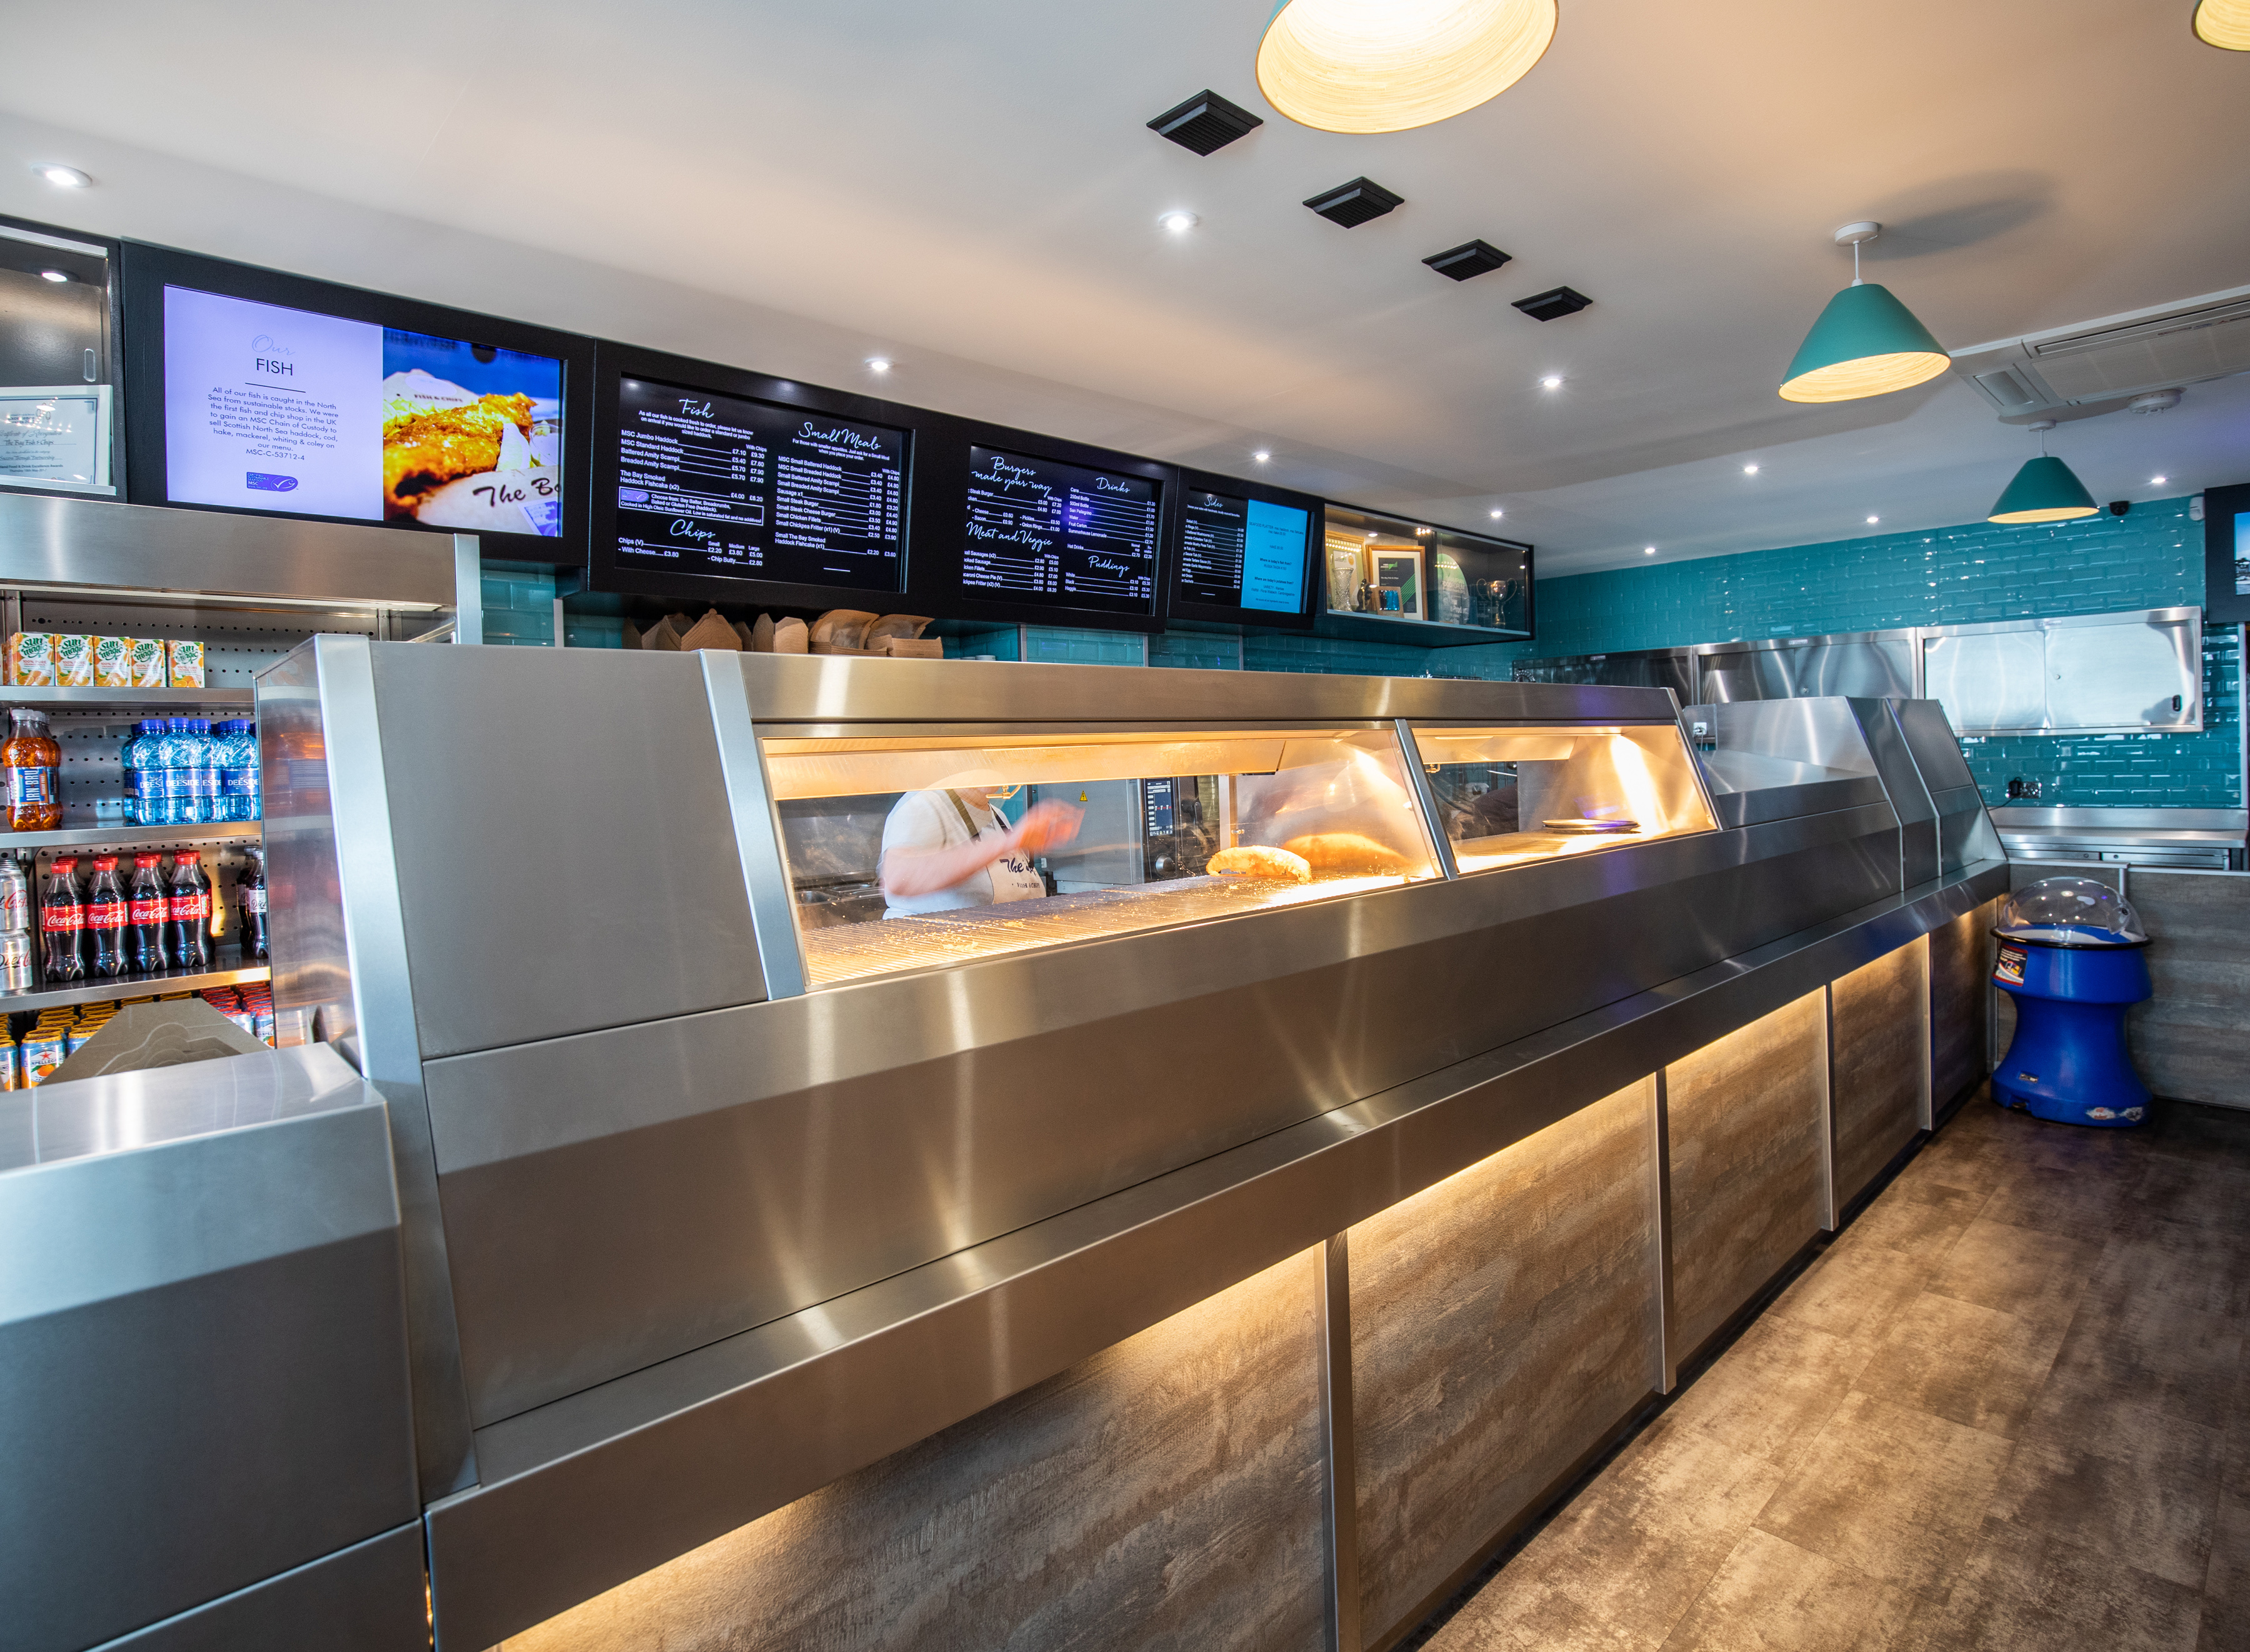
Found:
<box><xmin>2</xmin><ymin>0</ymin><xmax>2247</xmax><ymax>576</ymax></box>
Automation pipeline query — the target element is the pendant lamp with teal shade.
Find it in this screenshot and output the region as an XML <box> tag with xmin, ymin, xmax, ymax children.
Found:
<box><xmin>1779</xmin><ymin>223</ymin><xmax>1951</xmax><ymax>404</ymax></box>
<box><xmin>1989</xmin><ymin>421</ymin><xmax>2099</xmax><ymax>524</ymax></box>
<box><xmin>2196</xmin><ymin>0</ymin><xmax>2250</xmax><ymax>49</ymax></box>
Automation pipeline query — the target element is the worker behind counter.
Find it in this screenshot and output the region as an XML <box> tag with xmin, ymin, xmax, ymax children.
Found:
<box><xmin>878</xmin><ymin>774</ymin><xmax>1083</xmax><ymax>917</ymax></box>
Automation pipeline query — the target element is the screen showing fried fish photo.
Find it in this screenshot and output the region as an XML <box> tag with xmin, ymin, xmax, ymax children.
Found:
<box><xmin>162</xmin><ymin>285</ymin><xmax>564</xmax><ymax>538</ymax></box>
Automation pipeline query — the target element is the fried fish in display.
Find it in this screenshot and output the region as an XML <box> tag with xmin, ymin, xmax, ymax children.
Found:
<box><xmin>382</xmin><ymin>393</ymin><xmax>536</xmax><ymax>518</ymax></box>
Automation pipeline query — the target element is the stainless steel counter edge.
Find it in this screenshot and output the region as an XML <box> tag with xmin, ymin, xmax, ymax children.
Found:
<box><xmin>422</xmin><ymin>859</ymin><xmax>2008</xmax><ymax>1650</ymax></box>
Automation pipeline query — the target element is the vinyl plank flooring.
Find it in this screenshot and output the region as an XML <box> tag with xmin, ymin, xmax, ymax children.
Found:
<box><xmin>1893</xmin><ymin>1519</ymin><xmax>2206</xmax><ymax>1652</ymax></box>
<box><xmin>1658</xmin><ymin>1528</ymin><xmax>1914</xmax><ymax>1652</ymax></box>
<box><xmin>1849</xmin><ymin>1291</ymin><xmax>2072</xmax><ymax>1441</ymax></box>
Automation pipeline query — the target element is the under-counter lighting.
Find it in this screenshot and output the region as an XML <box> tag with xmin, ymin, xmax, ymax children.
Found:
<box><xmin>1159</xmin><ymin>211</ymin><xmax>1199</xmax><ymax>234</ymax></box>
<box><xmin>1256</xmin><ymin>0</ymin><xmax>1558</xmax><ymax>134</ymax></box>
<box><xmin>38</xmin><ymin>269</ymin><xmax>68</xmax><ymax>283</ymax></box>
<box><xmin>32</xmin><ymin>163</ymin><xmax>89</xmax><ymax>188</ymax></box>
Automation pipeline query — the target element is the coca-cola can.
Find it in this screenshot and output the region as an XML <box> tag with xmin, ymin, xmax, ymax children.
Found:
<box><xmin>0</xmin><ymin>930</ymin><xmax>31</xmax><ymax>992</ymax></box>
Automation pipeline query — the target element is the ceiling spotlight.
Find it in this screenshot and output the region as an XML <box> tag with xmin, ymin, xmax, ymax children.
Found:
<box><xmin>38</xmin><ymin>269</ymin><xmax>68</xmax><ymax>284</ymax></box>
<box><xmin>1644</xmin><ymin>545</ymin><xmax>1657</xmax><ymax>555</ymax></box>
<box><xmin>1779</xmin><ymin>223</ymin><xmax>1949</xmax><ymax>403</ymax></box>
<box><xmin>32</xmin><ymin>164</ymin><xmax>90</xmax><ymax>189</ymax></box>
<box><xmin>2151</xmin><ymin>474</ymin><xmax>2168</xmax><ymax>485</ymax></box>
<box><xmin>1257</xmin><ymin>0</ymin><xmax>1559</xmax><ymax>134</ymax></box>
<box><xmin>1866</xmin><ymin>515</ymin><xmax>1881</xmax><ymax>524</ymax></box>
<box><xmin>1489</xmin><ymin>508</ymin><xmax>1504</xmax><ymax>518</ymax></box>
<box><xmin>1540</xmin><ymin>374</ymin><xmax>1562</xmax><ymax>390</ymax></box>
<box><xmin>1159</xmin><ymin>210</ymin><xmax>1199</xmax><ymax>234</ymax></box>
<box><xmin>864</xmin><ymin>356</ymin><xmax>892</xmax><ymax>373</ymax></box>
<box><xmin>1251</xmin><ymin>449</ymin><xmax>1271</xmax><ymax>463</ymax></box>
<box><xmin>1743</xmin><ymin>463</ymin><xmax>1760</xmax><ymax>475</ymax></box>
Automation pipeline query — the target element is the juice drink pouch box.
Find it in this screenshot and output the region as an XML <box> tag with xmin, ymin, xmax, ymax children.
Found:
<box><xmin>166</xmin><ymin>639</ymin><xmax>206</xmax><ymax>688</ymax></box>
<box><xmin>8</xmin><ymin>633</ymin><xmax>56</xmax><ymax>687</ymax></box>
<box><xmin>128</xmin><ymin>638</ymin><xmax>168</xmax><ymax>688</ymax></box>
<box><xmin>54</xmin><ymin>634</ymin><xmax>94</xmax><ymax>687</ymax></box>
<box><xmin>92</xmin><ymin>636</ymin><xmax>131</xmax><ymax>688</ymax></box>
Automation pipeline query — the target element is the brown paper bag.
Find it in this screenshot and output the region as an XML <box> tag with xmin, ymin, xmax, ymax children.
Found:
<box><xmin>772</xmin><ymin>616</ymin><xmax>809</xmax><ymax>654</ymax></box>
<box><xmin>679</xmin><ymin>610</ymin><xmax>742</xmax><ymax>652</ymax></box>
<box><xmin>751</xmin><ymin>614</ymin><xmax>776</xmax><ymax>653</ymax></box>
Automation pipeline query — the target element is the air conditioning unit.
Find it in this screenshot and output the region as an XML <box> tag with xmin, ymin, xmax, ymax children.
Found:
<box><xmin>1951</xmin><ymin>283</ymin><xmax>2250</xmax><ymax>418</ymax></box>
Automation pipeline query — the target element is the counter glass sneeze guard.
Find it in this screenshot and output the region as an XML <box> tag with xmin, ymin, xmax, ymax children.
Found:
<box><xmin>764</xmin><ymin>717</ymin><xmax>1716</xmax><ymax>987</ymax></box>
<box><xmin>764</xmin><ymin>724</ymin><xmax>1446</xmax><ymax>986</ymax></box>
<box><xmin>1407</xmin><ymin>722</ymin><xmax>1718</xmax><ymax>873</ymax></box>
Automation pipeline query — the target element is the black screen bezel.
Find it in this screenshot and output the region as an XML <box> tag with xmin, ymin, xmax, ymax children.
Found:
<box><xmin>588</xmin><ymin>342</ymin><xmax>921</xmax><ymax>611</ymax></box>
<box><xmin>2202</xmin><ymin>482</ymin><xmax>2250</xmax><ymax>626</ymax></box>
<box><xmin>1164</xmin><ymin>467</ymin><xmax>1323</xmax><ymax>631</ymax></box>
<box><xmin>119</xmin><ymin>240</ymin><xmax>594</xmax><ymax>562</ymax></box>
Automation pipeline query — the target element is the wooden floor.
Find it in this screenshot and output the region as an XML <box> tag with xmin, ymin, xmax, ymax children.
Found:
<box><xmin>1419</xmin><ymin>1089</ymin><xmax>2250</xmax><ymax>1652</ymax></box>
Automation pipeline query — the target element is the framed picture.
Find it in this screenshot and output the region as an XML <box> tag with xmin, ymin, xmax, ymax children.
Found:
<box><xmin>2204</xmin><ymin>482</ymin><xmax>2250</xmax><ymax>626</ymax></box>
<box><xmin>0</xmin><ymin>384</ymin><xmax>112</xmax><ymax>493</ymax></box>
<box><xmin>1373</xmin><ymin>548</ymin><xmax>1424</xmax><ymax>619</ymax></box>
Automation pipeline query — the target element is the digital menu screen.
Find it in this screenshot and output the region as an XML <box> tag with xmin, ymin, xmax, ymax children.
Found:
<box><xmin>1178</xmin><ymin>489</ymin><xmax>1312</xmax><ymax>614</ymax></box>
<box><xmin>162</xmin><ymin>284</ymin><xmax>565</xmax><ymax>537</ymax></box>
<box><xmin>612</xmin><ymin>378</ymin><xmax>906</xmax><ymax>589</ymax></box>
<box><xmin>962</xmin><ymin>446</ymin><xmax>1158</xmax><ymax>614</ymax></box>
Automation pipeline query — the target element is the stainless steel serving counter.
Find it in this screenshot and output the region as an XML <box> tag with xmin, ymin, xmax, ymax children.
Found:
<box><xmin>11</xmin><ymin>648</ymin><xmax>2009</xmax><ymax>1652</ymax></box>
<box><xmin>1991</xmin><ymin>804</ymin><xmax>2249</xmax><ymax>869</ymax></box>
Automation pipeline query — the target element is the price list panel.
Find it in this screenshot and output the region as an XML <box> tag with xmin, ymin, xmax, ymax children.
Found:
<box><xmin>1176</xmin><ymin>488</ymin><xmax>1311</xmax><ymax>617</ymax></box>
<box><xmin>962</xmin><ymin>445</ymin><xmax>1159</xmax><ymax>616</ymax></box>
<box><xmin>613</xmin><ymin>378</ymin><xmax>906</xmax><ymax>591</ymax></box>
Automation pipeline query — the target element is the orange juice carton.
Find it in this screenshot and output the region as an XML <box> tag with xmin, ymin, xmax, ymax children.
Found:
<box><xmin>53</xmin><ymin>634</ymin><xmax>94</xmax><ymax>687</ymax></box>
<box><xmin>128</xmin><ymin>638</ymin><xmax>168</xmax><ymax>688</ymax></box>
<box><xmin>166</xmin><ymin>639</ymin><xmax>206</xmax><ymax>688</ymax></box>
<box><xmin>92</xmin><ymin>636</ymin><xmax>132</xmax><ymax>688</ymax></box>
<box><xmin>7</xmin><ymin>633</ymin><xmax>55</xmax><ymax>687</ymax></box>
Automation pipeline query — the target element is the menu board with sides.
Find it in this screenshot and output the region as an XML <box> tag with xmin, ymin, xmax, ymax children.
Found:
<box><xmin>612</xmin><ymin>378</ymin><xmax>906</xmax><ymax>590</ymax></box>
<box><xmin>962</xmin><ymin>445</ymin><xmax>1158</xmax><ymax>615</ymax></box>
<box><xmin>1178</xmin><ymin>488</ymin><xmax>1311</xmax><ymax>615</ymax></box>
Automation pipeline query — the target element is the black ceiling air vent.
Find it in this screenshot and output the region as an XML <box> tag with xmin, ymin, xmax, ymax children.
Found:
<box><xmin>1304</xmin><ymin>177</ymin><xmax>1404</xmax><ymax>228</ymax></box>
<box><xmin>1514</xmin><ymin>286</ymin><xmax>1593</xmax><ymax>321</ymax></box>
<box><xmin>1423</xmin><ymin>239</ymin><xmax>1512</xmax><ymax>281</ymax></box>
<box><xmin>1147</xmin><ymin>89</ymin><xmax>1263</xmax><ymax>155</ymax></box>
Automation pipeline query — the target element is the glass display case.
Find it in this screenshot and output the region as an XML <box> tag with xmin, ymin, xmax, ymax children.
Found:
<box><xmin>765</xmin><ymin>718</ymin><xmax>1717</xmax><ymax>984</ymax></box>
<box><xmin>0</xmin><ymin>214</ymin><xmax>118</xmax><ymax>495</ymax></box>
<box><xmin>1409</xmin><ymin>723</ymin><xmax>1716</xmax><ymax>872</ymax></box>
<box><xmin>1322</xmin><ymin>504</ymin><xmax>1529</xmax><ymax>635</ymax></box>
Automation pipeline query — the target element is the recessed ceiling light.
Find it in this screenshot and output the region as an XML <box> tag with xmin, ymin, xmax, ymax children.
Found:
<box><xmin>1489</xmin><ymin>508</ymin><xmax>1504</xmax><ymax>519</ymax></box>
<box><xmin>864</xmin><ymin>356</ymin><xmax>891</xmax><ymax>373</ymax></box>
<box><xmin>2151</xmin><ymin>474</ymin><xmax>2168</xmax><ymax>485</ymax></box>
<box><xmin>1644</xmin><ymin>545</ymin><xmax>1656</xmax><ymax>555</ymax></box>
<box><xmin>32</xmin><ymin>164</ymin><xmax>89</xmax><ymax>188</ymax></box>
<box><xmin>1742</xmin><ymin>463</ymin><xmax>1759</xmax><ymax>475</ymax></box>
<box><xmin>1252</xmin><ymin>449</ymin><xmax>1271</xmax><ymax>463</ymax></box>
<box><xmin>38</xmin><ymin>269</ymin><xmax>68</xmax><ymax>283</ymax></box>
<box><xmin>1866</xmin><ymin>515</ymin><xmax>1881</xmax><ymax>524</ymax></box>
<box><xmin>1540</xmin><ymin>375</ymin><xmax>1562</xmax><ymax>390</ymax></box>
<box><xmin>1159</xmin><ymin>210</ymin><xmax>1199</xmax><ymax>234</ymax></box>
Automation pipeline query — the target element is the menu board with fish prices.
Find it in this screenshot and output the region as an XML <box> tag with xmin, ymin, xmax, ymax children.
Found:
<box><xmin>612</xmin><ymin>377</ymin><xmax>906</xmax><ymax>590</ymax></box>
<box><xmin>1177</xmin><ymin>488</ymin><xmax>1312</xmax><ymax>616</ymax></box>
<box><xmin>962</xmin><ymin>445</ymin><xmax>1159</xmax><ymax>616</ymax></box>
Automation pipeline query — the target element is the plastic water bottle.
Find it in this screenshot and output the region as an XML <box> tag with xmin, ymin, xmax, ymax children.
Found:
<box><xmin>216</xmin><ymin>719</ymin><xmax>261</xmax><ymax>822</ymax></box>
<box><xmin>154</xmin><ymin>719</ymin><xmax>192</xmax><ymax>827</ymax></box>
<box><xmin>123</xmin><ymin>719</ymin><xmax>159</xmax><ymax>826</ymax></box>
<box><xmin>192</xmin><ymin>719</ymin><xmax>223</xmax><ymax>825</ymax></box>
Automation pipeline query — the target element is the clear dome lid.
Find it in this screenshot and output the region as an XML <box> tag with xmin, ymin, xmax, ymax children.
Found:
<box><xmin>1994</xmin><ymin>876</ymin><xmax>2148</xmax><ymax>947</ymax></box>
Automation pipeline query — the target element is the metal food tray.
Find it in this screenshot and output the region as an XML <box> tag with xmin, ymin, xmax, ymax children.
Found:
<box><xmin>799</xmin><ymin>871</ymin><xmax>1402</xmax><ymax>986</ymax></box>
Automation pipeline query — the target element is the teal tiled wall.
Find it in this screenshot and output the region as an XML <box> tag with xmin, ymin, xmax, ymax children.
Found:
<box><xmin>479</xmin><ymin>561</ymin><xmax>557</xmax><ymax>647</ymax></box>
<box><xmin>1500</xmin><ymin>498</ymin><xmax>2237</xmax><ymax>809</ymax></box>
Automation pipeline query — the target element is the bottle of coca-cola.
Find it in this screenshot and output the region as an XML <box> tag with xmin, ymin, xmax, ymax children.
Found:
<box><xmin>168</xmin><ymin>851</ymin><xmax>212</xmax><ymax>973</ymax></box>
<box><xmin>86</xmin><ymin>854</ymin><xmax>128</xmax><ymax>978</ymax></box>
<box><xmin>128</xmin><ymin>853</ymin><xmax>170</xmax><ymax>974</ymax></box>
<box><xmin>236</xmin><ymin>849</ymin><xmax>269</xmax><ymax>963</ymax></box>
<box><xmin>41</xmin><ymin>854</ymin><xmax>86</xmax><ymax>983</ymax></box>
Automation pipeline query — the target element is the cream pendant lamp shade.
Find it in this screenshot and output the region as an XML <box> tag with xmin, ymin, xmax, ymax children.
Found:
<box><xmin>2196</xmin><ymin>0</ymin><xmax>2250</xmax><ymax>48</ymax></box>
<box><xmin>1256</xmin><ymin>0</ymin><xmax>1559</xmax><ymax>134</ymax></box>
<box><xmin>1988</xmin><ymin>423</ymin><xmax>2100</xmax><ymax>524</ymax></box>
<box><xmin>1778</xmin><ymin>224</ymin><xmax>1951</xmax><ymax>404</ymax></box>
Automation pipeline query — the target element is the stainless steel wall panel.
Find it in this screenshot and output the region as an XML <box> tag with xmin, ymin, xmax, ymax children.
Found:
<box><xmin>0</xmin><ymin>1059</ymin><xmax>417</xmax><ymax>1652</ymax></box>
<box><xmin>421</xmin><ymin>865</ymin><xmax>2006</xmax><ymax>1649</ymax></box>
<box><xmin>1696</xmin><ymin>634</ymin><xmax>1918</xmax><ymax>704</ymax></box>
<box><xmin>1850</xmin><ymin>698</ymin><xmax>1939</xmax><ymax>889</ymax></box>
<box><xmin>89</xmin><ymin>1524</ymin><xmax>429</xmax><ymax>1652</ymax></box>
<box><xmin>422</xmin><ymin>811</ymin><xmax>1904</xmax><ymax>1428</ymax></box>
<box><xmin>366</xmin><ymin>643</ymin><xmax>766</xmax><ymax>1057</ymax></box>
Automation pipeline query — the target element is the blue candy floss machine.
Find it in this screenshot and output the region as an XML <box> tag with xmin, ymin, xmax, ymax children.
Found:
<box><xmin>1991</xmin><ymin>876</ymin><xmax>2154</xmax><ymax>1127</ymax></box>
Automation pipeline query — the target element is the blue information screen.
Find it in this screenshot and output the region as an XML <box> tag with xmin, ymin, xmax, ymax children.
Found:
<box><xmin>1178</xmin><ymin>489</ymin><xmax>1310</xmax><ymax>615</ymax></box>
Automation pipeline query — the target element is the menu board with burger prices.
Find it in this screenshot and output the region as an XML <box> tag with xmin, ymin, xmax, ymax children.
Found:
<box><xmin>613</xmin><ymin>378</ymin><xmax>906</xmax><ymax>590</ymax></box>
<box><xmin>962</xmin><ymin>445</ymin><xmax>1158</xmax><ymax>615</ymax></box>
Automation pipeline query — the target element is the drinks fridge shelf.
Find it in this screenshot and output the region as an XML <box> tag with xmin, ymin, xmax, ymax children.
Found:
<box><xmin>0</xmin><ymin>821</ymin><xmax>259</xmax><ymax>851</ymax></box>
<box><xmin>0</xmin><ymin>686</ymin><xmax>252</xmax><ymax>709</ymax></box>
<box><xmin>0</xmin><ymin>952</ymin><xmax>269</xmax><ymax>1017</ymax></box>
